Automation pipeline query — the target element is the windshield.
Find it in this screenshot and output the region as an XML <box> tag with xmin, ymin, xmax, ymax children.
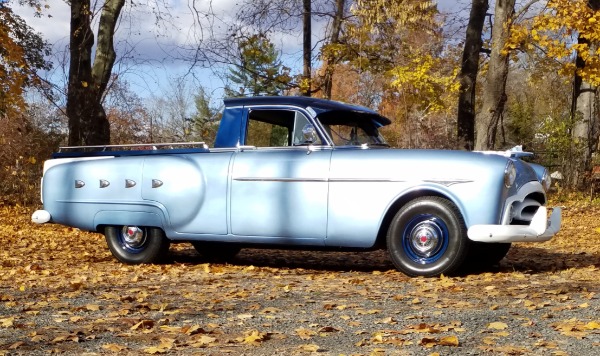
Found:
<box><xmin>318</xmin><ymin>119</ymin><xmax>388</xmax><ymax>147</ymax></box>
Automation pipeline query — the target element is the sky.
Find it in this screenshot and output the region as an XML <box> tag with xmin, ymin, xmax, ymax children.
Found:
<box><xmin>13</xmin><ymin>0</ymin><xmax>470</xmax><ymax>103</ymax></box>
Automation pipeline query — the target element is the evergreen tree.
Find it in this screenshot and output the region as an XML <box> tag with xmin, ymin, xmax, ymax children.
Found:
<box><xmin>225</xmin><ymin>34</ymin><xmax>292</xmax><ymax>97</ymax></box>
<box><xmin>191</xmin><ymin>87</ymin><xmax>219</xmax><ymax>144</ymax></box>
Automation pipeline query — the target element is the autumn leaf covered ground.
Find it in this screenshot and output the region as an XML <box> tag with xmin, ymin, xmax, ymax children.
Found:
<box><xmin>1</xmin><ymin>199</ymin><xmax>599</xmax><ymax>355</ymax></box>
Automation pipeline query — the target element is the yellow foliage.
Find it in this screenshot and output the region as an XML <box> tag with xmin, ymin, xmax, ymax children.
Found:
<box><xmin>387</xmin><ymin>54</ymin><xmax>459</xmax><ymax>114</ymax></box>
<box><xmin>509</xmin><ymin>0</ymin><xmax>600</xmax><ymax>85</ymax></box>
<box><xmin>353</xmin><ymin>0</ymin><xmax>437</xmax><ymax>31</ymax></box>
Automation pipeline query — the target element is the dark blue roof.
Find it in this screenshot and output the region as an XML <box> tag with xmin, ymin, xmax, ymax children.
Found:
<box><xmin>223</xmin><ymin>96</ymin><xmax>391</xmax><ymax>126</ymax></box>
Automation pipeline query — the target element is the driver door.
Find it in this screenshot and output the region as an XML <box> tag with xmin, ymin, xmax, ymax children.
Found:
<box><xmin>229</xmin><ymin>109</ymin><xmax>331</xmax><ymax>242</ymax></box>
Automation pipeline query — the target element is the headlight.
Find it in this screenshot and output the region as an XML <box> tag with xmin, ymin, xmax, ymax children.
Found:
<box><xmin>504</xmin><ymin>161</ymin><xmax>516</xmax><ymax>188</ymax></box>
<box><xmin>541</xmin><ymin>168</ymin><xmax>551</xmax><ymax>192</ymax></box>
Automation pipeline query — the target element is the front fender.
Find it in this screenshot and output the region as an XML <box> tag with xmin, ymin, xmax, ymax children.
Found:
<box><xmin>381</xmin><ymin>179</ymin><xmax>501</xmax><ymax>229</ymax></box>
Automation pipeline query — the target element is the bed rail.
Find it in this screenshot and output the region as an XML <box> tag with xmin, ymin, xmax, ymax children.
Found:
<box><xmin>53</xmin><ymin>142</ymin><xmax>209</xmax><ymax>158</ymax></box>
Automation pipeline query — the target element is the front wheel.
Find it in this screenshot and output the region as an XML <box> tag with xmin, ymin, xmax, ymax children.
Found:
<box><xmin>105</xmin><ymin>226</ymin><xmax>170</xmax><ymax>264</ymax></box>
<box><xmin>387</xmin><ymin>197</ymin><xmax>470</xmax><ymax>277</ymax></box>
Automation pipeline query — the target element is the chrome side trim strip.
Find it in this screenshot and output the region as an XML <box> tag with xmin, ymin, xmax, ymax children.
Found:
<box><xmin>233</xmin><ymin>177</ymin><xmax>403</xmax><ymax>183</ymax></box>
<box><xmin>422</xmin><ymin>179</ymin><xmax>474</xmax><ymax>187</ymax></box>
<box><xmin>234</xmin><ymin>177</ymin><xmax>328</xmax><ymax>182</ymax></box>
<box><xmin>329</xmin><ymin>178</ymin><xmax>405</xmax><ymax>183</ymax></box>
<box><xmin>233</xmin><ymin>177</ymin><xmax>473</xmax><ymax>184</ymax></box>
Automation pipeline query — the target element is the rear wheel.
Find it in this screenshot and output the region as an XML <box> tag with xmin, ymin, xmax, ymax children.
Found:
<box><xmin>387</xmin><ymin>197</ymin><xmax>470</xmax><ymax>277</ymax></box>
<box><xmin>191</xmin><ymin>242</ymin><xmax>241</xmax><ymax>262</ymax></box>
<box><xmin>105</xmin><ymin>226</ymin><xmax>170</xmax><ymax>264</ymax></box>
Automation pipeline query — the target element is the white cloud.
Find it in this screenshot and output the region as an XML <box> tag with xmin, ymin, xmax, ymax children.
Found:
<box><xmin>12</xmin><ymin>0</ymin><xmax>472</xmax><ymax>100</ymax></box>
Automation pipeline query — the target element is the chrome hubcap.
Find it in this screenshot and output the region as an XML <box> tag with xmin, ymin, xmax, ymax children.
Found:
<box><xmin>408</xmin><ymin>222</ymin><xmax>442</xmax><ymax>258</ymax></box>
<box><xmin>120</xmin><ymin>226</ymin><xmax>146</xmax><ymax>249</ymax></box>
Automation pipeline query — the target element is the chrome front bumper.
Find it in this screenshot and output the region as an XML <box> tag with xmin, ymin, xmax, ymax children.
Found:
<box><xmin>467</xmin><ymin>207</ymin><xmax>561</xmax><ymax>243</ymax></box>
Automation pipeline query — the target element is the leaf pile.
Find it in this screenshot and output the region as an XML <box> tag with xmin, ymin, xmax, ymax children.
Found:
<box><xmin>0</xmin><ymin>202</ymin><xmax>599</xmax><ymax>355</ymax></box>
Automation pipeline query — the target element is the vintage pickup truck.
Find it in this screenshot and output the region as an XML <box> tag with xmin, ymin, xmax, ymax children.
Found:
<box><xmin>32</xmin><ymin>96</ymin><xmax>561</xmax><ymax>277</ymax></box>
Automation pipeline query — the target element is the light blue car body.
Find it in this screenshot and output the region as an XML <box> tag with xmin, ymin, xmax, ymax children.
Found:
<box><xmin>33</xmin><ymin>96</ymin><xmax>561</xmax><ymax>275</ymax></box>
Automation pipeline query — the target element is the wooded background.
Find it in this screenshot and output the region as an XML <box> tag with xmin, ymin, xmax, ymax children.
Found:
<box><xmin>1</xmin><ymin>0</ymin><xmax>599</xmax><ymax>205</ymax></box>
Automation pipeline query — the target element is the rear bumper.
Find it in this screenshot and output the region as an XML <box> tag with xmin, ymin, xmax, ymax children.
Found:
<box><xmin>32</xmin><ymin>210</ymin><xmax>51</xmax><ymax>224</ymax></box>
<box><xmin>467</xmin><ymin>206</ymin><xmax>561</xmax><ymax>243</ymax></box>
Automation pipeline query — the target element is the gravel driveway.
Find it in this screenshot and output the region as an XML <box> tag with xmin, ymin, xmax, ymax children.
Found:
<box><xmin>0</xmin><ymin>203</ymin><xmax>599</xmax><ymax>355</ymax></box>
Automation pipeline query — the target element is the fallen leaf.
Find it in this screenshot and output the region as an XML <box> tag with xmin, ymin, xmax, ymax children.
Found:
<box><xmin>439</xmin><ymin>335</ymin><xmax>460</xmax><ymax>346</ymax></box>
<box><xmin>0</xmin><ymin>317</ymin><xmax>14</xmax><ymax>328</ymax></box>
<box><xmin>488</xmin><ymin>322</ymin><xmax>508</xmax><ymax>330</ymax></box>
<box><xmin>9</xmin><ymin>341</ymin><xmax>24</xmax><ymax>349</ymax></box>
<box><xmin>296</xmin><ymin>328</ymin><xmax>316</xmax><ymax>340</ymax></box>
<box><xmin>144</xmin><ymin>346</ymin><xmax>167</xmax><ymax>354</ymax></box>
<box><xmin>102</xmin><ymin>343</ymin><xmax>127</xmax><ymax>352</ymax></box>
<box><xmin>297</xmin><ymin>343</ymin><xmax>321</xmax><ymax>352</ymax></box>
<box><xmin>260</xmin><ymin>307</ymin><xmax>281</xmax><ymax>314</ymax></box>
<box><xmin>482</xmin><ymin>336</ymin><xmax>497</xmax><ymax>345</ymax></box>
<box><xmin>242</xmin><ymin>330</ymin><xmax>268</xmax><ymax>345</ymax></box>
<box><xmin>182</xmin><ymin>324</ymin><xmax>205</xmax><ymax>335</ymax></box>
<box><xmin>419</xmin><ymin>337</ymin><xmax>438</xmax><ymax>348</ymax></box>
<box><xmin>131</xmin><ymin>319</ymin><xmax>154</xmax><ymax>330</ymax></box>
<box><xmin>190</xmin><ymin>334</ymin><xmax>217</xmax><ymax>347</ymax></box>
<box><xmin>584</xmin><ymin>321</ymin><xmax>600</xmax><ymax>330</ymax></box>
<box><xmin>318</xmin><ymin>326</ymin><xmax>339</xmax><ymax>333</ymax></box>
<box><xmin>159</xmin><ymin>325</ymin><xmax>182</xmax><ymax>333</ymax></box>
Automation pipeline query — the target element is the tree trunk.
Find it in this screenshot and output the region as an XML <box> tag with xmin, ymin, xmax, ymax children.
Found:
<box><xmin>475</xmin><ymin>0</ymin><xmax>515</xmax><ymax>150</ymax></box>
<box><xmin>457</xmin><ymin>0</ymin><xmax>488</xmax><ymax>151</ymax></box>
<box><xmin>322</xmin><ymin>0</ymin><xmax>345</xmax><ymax>100</ymax></box>
<box><xmin>302</xmin><ymin>0</ymin><xmax>311</xmax><ymax>97</ymax></box>
<box><xmin>571</xmin><ymin>0</ymin><xmax>600</xmax><ymax>187</ymax></box>
<box><xmin>67</xmin><ymin>0</ymin><xmax>125</xmax><ymax>146</ymax></box>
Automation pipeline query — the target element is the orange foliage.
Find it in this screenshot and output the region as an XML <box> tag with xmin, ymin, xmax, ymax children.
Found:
<box><xmin>0</xmin><ymin>7</ymin><xmax>28</xmax><ymax>115</ymax></box>
<box><xmin>0</xmin><ymin>111</ymin><xmax>65</xmax><ymax>205</ymax></box>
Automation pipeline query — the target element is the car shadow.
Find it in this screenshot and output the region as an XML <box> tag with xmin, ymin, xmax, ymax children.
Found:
<box><xmin>170</xmin><ymin>246</ymin><xmax>396</xmax><ymax>272</ymax></box>
<box><xmin>169</xmin><ymin>244</ymin><xmax>600</xmax><ymax>275</ymax></box>
<box><xmin>496</xmin><ymin>245</ymin><xmax>600</xmax><ymax>274</ymax></box>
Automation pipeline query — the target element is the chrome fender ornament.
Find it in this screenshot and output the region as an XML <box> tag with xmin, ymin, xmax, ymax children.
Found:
<box><xmin>152</xmin><ymin>179</ymin><xmax>163</xmax><ymax>188</ymax></box>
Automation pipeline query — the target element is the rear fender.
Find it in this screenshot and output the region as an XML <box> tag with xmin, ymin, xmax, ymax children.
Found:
<box><xmin>94</xmin><ymin>211</ymin><xmax>166</xmax><ymax>233</ymax></box>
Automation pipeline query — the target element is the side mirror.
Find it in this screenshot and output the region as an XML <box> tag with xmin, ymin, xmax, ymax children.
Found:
<box><xmin>302</xmin><ymin>124</ymin><xmax>318</xmax><ymax>144</ymax></box>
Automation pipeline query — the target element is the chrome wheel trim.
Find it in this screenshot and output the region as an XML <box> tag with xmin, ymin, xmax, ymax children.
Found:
<box><xmin>402</xmin><ymin>214</ymin><xmax>449</xmax><ymax>265</ymax></box>
<box><xmin>119</xmin><ymin>226</ymin><xmax>147</xmax><ymax>253</ymax></box>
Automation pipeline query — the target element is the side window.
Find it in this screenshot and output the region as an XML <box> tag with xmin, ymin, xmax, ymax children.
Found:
<box><xmin>247</xmin><ymin>119</ymin><xmax>290</xmax><ymax>147</ymax></box>
<box><xmin>246</xmin><ymin>110</ymin><xmax>292</xmax><ymax>147</ymax></box>
<box><xmin>246</xmin><ymin>109</ymin><xmax>321</xmax><ymax>147</ymax></box>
